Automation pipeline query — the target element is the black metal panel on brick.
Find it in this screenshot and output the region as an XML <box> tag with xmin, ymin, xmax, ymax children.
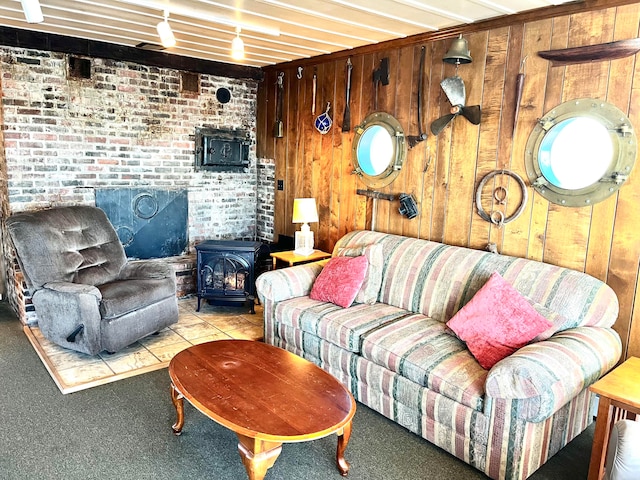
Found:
<box><xmin>96</xmin><ymin>188</ymin><xmax>188</xmax><ymax>259</ymax></box>
<box><xmin>195</xmin><ymin>127</ymin><xmax>251</xmax><ymax>172</ymax></box>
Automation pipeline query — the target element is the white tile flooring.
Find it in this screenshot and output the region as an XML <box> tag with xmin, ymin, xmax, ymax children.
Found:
<box><xmin>24</xmin><ymin>297</ymin><xmax>264</xmax><ymax>394</ymax></box>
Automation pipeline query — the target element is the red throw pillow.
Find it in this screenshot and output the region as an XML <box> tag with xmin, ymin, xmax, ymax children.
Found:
<box><xmin>446</xmin><ymin>272</ymin><xmax>552</xmax><ymax>370</ymax></box>
<box><xmin>310</xmin><ymin>255</ymin><xmax>369</xmax><ymax>308</ymax></box>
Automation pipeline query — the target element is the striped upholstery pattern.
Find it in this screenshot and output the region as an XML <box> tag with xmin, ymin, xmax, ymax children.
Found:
<box><xmin>274</xmin><ymin>325</ymin><xmax>595</xmax><ymax>480</ymax></box>
<box><xmin>275</xmin><ymin>296</ymin><xmax>487</xmax><ymax>410</ymax></box>
<box><xmin>334</xmin><ymin>230</ymin><xmax>619</xmax><ymax>331</ymax></box>
<box><xmin>486</xmin><ymin>326</ymin><xmax>621</xmax><ymax>422</ymax></box>
<box><xmin>275</xmin><ymin>298</ymin><xmax>411</xmax><ymax>352</ymax></box>
<box><xmin>256</xmin><ymin>230</ymin><xmax>622</xmax><ymax>480</ymax></box>
<box><xmin>360</xmin><ymin>313</ymin><xmax>487</xmax><ymax>411</ymax></box>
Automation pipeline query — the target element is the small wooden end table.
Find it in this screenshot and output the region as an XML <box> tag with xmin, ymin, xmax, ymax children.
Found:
<box><xmin>169</xmin><ymin>340</ymin><xmax>356</xmax><ymax>480</ymax></box>
<box><xmin>587</xmin><ymin>356</ymin><xmax>640</xmax><ymax>480</ymax></box>
<box><xmin>270</xmin><ymin>249</ymin><xmax>331</xmax><ymax>269</ymax></box>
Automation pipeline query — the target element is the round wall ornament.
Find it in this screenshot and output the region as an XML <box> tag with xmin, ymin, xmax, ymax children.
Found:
<box><xmin>475</xmin><ymin>170</ymin><xmax>528</xmax><ymax>226</ymax></box>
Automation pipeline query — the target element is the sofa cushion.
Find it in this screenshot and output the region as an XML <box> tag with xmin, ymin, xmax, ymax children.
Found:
<box><xmin>275</xmin><ymin>297</ymin><xmax>413</xmax><ymax>352</ymax></box>
<box><xmin>336</xmin><ymin>244</ymin><xmax>384</xmax><ymax>304</ymax></box>
<box><xmin>360</xmin><ymin>313</ymin><xmax>487</xmax><ymax>411</ymax></box>
<box><xmin>310</xmin><ymin>255</ymin><xmax>368</xmax><ymax>308</ymax></box>
<box><xmin>446</xmin><ymin>272</ymin><xmax>551</xmax><ymax>370</ymax></box>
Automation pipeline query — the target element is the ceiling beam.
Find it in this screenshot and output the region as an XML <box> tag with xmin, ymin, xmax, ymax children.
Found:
<box><xmin>0</xmin><ymin>25</ymin><xmax>265</xmax><ymax>81</ymax></box>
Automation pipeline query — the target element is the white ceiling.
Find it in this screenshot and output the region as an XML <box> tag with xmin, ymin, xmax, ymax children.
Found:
<box><xmin>0</xmin><ymin>0</ymin><xmax>579</xmax><ymax>68</ymax></box>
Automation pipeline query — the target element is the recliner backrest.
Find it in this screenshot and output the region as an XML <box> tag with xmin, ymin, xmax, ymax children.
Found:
<box><xmin>7</xmin><ymin>206</ymin><xmax>127</xmax><ymax>289</ymax></box>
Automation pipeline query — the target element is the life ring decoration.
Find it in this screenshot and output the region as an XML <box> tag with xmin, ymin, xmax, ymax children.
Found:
<box><xmin>475</xmin><ymin>169</ymin><xmax>528</xmax><ymax>226</ymax></box>
<box><xmin>315</xmin><ymin>102</ymin><xmax>332</xmax><ymax>134</ymax></box>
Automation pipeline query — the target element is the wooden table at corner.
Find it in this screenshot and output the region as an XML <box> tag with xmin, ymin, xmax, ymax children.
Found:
<box><xmin>169</xmin><ymin>339</ymin><xmax>356</xmax><ymax>480</ymax></box>
<box><xmin>588</xmin><ymin>356</ymin><xmax>640</xmax><ymax>480</ymax></box>
<box><xmin>270</xmin><ymin>249</ymin><xmax>331</xmax><ymax>269</ymax></box>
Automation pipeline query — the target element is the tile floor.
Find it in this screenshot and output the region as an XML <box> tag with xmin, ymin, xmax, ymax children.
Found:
<box><xmin>24</xmin><ymin>297</ymin><xmax>264</xmax><ymax>394</ymax></box>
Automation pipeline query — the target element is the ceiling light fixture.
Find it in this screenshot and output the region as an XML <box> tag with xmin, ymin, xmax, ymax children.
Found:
<box><xmin>118</xmin><ymin>0</ymin><xmax>280</xmax><ymax>37</ymax></box>
<box><xmin>20</xmin><ymin>0</ymin><xmax>44</xmax><ymax>24</ymax></box>
<box><xmin>231</xmin><ymin>27</ymin><xmax>245</xmax><ymax>60</ymax></box>
<box><xmin>156</xmin><ymin>10</ymin><xmax>176</xmax><ymax>48</ymax></box>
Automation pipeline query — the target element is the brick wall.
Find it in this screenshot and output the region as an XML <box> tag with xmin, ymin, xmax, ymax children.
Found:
<box><xmin>0</xmin><ymin>46</ymin><xmax>273</xmax><ymax>243</ymax></box>
<box><xmin>0</xmin><ymin>46</ymin><xmax>276</xmax><ymax>321</ymax></box>
<box><xmin>257</xmin><ymin>157</ymin><xmax>275</xmax><ymax>241</ymax></box>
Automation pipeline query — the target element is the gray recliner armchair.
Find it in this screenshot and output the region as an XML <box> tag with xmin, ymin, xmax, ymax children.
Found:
<box><xmin>7</xmin><ymin>205</ymin><xmax>179</xmax><ymax>355</ymax></box>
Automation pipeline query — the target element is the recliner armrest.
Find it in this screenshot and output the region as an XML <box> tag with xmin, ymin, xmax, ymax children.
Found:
<box><xmin>117</xmin><ymin>260</ymin><xmax>173</xmax><ymax>280</ymax></box>
<box><xmin>33</xmin><ymin>284</ymin><xmax>103</xmax><ymax>355</ymax></box>
<box><xmin>43</xmin><ymin>281</ymin><xmax>102</xmax><ymax>299</ymax></box>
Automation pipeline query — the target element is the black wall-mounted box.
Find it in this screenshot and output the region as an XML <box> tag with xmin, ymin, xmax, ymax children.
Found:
<box><xmin>195</xmin><ymin>127</ymin><xmax>250</xmax><ymax>172</ymax></box>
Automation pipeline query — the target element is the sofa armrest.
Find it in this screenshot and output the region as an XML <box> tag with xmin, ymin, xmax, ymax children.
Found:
<box><xmin>118</xmin><ymin>260</ymin><xmax>173</xmax><ymax>280</ymax></box>
<box><xmin>256</xmin><ymin>261</ymin><xmax>325</xmax><ymax>303</ymax></box>
<box><xmin>485</xmin><ymin>326</ymin><xmax>622</xmax><ymax>422</ymax></box>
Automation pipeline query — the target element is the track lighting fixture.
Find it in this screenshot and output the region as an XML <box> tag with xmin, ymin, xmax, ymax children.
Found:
<box><xmin>20</xmin><ymin>0</ymin><xmax>44</xmax><ymax>24</ymax></box>
<box><xmin>156</xmin><ymin>10</ymin><xmax>176</xmax><ymax>48</ymax></box>
<box><xmin>231</xmin><ymin>27</ymin><xmax>245</xmax><ymax>60</ymax></box>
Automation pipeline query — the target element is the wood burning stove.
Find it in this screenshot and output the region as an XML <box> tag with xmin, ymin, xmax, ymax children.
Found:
<box><xmin>195</xmin><ymin>240</ymin><xmax>263</xmax><ymax>313</ymax></box>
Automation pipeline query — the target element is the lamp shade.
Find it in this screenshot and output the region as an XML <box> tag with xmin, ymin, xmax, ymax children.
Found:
<box><xmin>292</xmin><ymin>198</ymin><xmax>318</xmax><ymax>224</ymax></box>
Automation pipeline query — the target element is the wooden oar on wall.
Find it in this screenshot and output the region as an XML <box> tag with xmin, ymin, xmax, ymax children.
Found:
<box><xmin>273</xmin><ymin>72</ymin><xmax>284</xmax><ymax>138</ymax></box>
<box><xmin>342</xmin><ymin>58</ymin><xmax>353</xmax><ymax>132</ymax></box>
<box><xmin>538</xmin><ymin>37</ymin><xmax>640</xmax><ymax>66</ymax></box>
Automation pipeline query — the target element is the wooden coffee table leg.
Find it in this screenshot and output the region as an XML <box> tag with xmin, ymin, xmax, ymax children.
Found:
<box><xmin>336</xmin><ymin>420</ymin><xmax>353</xmax><ymax>476</ymax></box>
<box><xmin>236</xmin><ymin>434</ymin><xmax>282</xmax><ymax>480</ymax></box>
<box><xmin>170</xmin><ymin>383</ymin><xmax>185</xmax><ymax>435</ymax></box>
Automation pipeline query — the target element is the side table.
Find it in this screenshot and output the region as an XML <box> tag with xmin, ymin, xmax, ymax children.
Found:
<box><xmin>270</xmin><ymin>249</ymin><xmax>331</xmax><ymax>269</ymax></box>
<box><xmin>588</xmin><ymin>356</ymin><xmax>640</xmax><ymax>480</ymax></box>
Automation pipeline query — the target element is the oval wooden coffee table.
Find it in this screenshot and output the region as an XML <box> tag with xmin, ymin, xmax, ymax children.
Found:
<box><xmin>169</xmin><ymin>339</ymin><xmax>356</xmax><ymax>480</ymax></box>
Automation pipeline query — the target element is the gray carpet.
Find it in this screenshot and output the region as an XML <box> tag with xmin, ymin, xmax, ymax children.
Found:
<box><xmin>0</xmin><ymin>301</ymin><xmax>593</xmax><ymax>479</ymax></box>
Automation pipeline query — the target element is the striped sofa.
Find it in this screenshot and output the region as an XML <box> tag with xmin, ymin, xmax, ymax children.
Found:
<box><xmin>255</xmin><ymin>230</ymin><xmax>622</xmax><ymax>480</ymax></box>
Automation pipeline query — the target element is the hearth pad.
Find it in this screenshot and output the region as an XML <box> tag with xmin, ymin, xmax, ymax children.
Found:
<box><xmin>23</xmin><ymin>298</ymin><xmax>263</xmax><ymax>394</ymax></box>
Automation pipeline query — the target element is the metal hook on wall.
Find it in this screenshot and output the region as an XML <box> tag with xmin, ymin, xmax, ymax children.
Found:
<box><xmin>297</xmin><ymin>66</ymin><xmax>303</xmax><ymax>79</ymax></box>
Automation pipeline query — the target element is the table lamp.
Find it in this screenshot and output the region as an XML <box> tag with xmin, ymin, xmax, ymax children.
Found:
<box><xmin>292</xmin><ymin>198</ymin><xmax>319</xmax><ymax>256</ymax></box>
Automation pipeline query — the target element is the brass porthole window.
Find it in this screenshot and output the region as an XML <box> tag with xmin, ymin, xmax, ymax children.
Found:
<box><xmin>352</xmin><ymin>112</ymin><xmax>407</xmax><ymax>188</ymax></box>
<box><xmin>524</xmin><ymin>98</ymin><xmax>636</xmax><ymax>207</ymax></box>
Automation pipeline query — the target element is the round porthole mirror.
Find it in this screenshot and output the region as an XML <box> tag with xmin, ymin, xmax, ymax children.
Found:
<box><xmin>524</xmin><ymin>98</ymin><xmax>636</xmax><ymax>207</ymax></box>
<box><xmin>352</xmin><ymin>112</ymin><xmax>407</xmax><ymax>188</ymax></box>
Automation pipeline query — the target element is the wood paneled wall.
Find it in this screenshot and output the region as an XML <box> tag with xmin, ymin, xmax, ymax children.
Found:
<box><xmin>257</xmin><ymin>4</ymin><xmax>640</xmax><ymax>360</ymax></box>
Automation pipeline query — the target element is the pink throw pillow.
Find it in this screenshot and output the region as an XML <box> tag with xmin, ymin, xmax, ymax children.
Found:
<box><xmin>310</xmin><ymin>255</ymin><xmax>369</xmax><ymax>308</ymax></box>
<box><xmin>446</xmin><ymin>272</ymin><xmax>552</xmax><ymax>370</ymax></box>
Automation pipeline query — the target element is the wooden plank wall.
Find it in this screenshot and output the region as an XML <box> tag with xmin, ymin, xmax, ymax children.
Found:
<box><xmin>257</xmin><ymin>4</ymin><xmax>640</xmax><ymax>360</ymax></box>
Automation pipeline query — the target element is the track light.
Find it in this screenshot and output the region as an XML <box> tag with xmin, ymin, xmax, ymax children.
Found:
<box><xmin>156</xmin><ymin>10</ymin><xmax>176</xmax><ymax>48</ymax></box>
<box><xmin>21</xmin><ymin>0</ymin><xmax>44</xmax><ymax>24</ymax></box>
<box><xmin>231</xmin><ymin>27</ymin><xmax>245</xmax><ymax>60</ymax></box>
